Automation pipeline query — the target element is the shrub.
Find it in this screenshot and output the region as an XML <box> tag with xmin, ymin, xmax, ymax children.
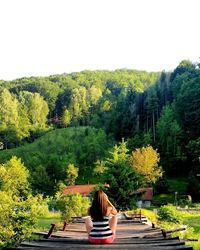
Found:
<box><xmin>178</xmin><ymin>195</ymin><xmax>192</xmax><ymax>206</ymax></box>
<box><xmin>158</xmin><ymin>205</ymin><xmax>183</xmax><ymax>224</ymax></box>
<box><xmin>0</xmin><ymin>192</ymin><xmax>45</xmax><ymax>249</ymax></box>
<box><xmin>153</xmin><ymin>194</ymin><xmax>174</xmax><ymax>206</ymax></box>
<box><xmin>56</xmin><ymin>194</ymin><xmax>90</xmax><ymax>222</ymax></box>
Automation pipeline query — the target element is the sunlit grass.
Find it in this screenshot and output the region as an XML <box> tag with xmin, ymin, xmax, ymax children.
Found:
<box><xmin>36</xmin><ymin>212</ymin><xmax>62</xmax><ymax>231</ymax></box>
<box><xmin>159</xmin><ymin>209</ymin><xmax>200</xmax><ymax>250</ymax></box>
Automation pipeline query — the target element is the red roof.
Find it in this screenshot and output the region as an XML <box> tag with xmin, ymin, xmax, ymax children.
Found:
<box><xmin>62</xmin><ymin>185</ymin><xmax>153</xmax><ymax>201</ymax></box>
<box><xmin>62</xmin><ymin>184</ymin><xmax>109</xmax><ymax>196</ymax></box>
<box><xmin>137</xmin><ymin>187</ymin><xmax>153</xmax><ymax>201</ymax></box>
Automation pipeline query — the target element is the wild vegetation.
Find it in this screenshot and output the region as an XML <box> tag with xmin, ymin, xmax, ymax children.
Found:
<box><xmin>0</xmin><ymin>60</ymin><xmax>200</xmax><ymax>248</ymax></box>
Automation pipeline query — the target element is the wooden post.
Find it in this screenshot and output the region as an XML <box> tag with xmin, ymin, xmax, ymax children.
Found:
<box><xmin>161</xmin><ymin>229</ymin><xmax>167</xmax><ymax>238</ymax></box>
<box><xmin>139</xmin><ymin>209</ymin><xmax>142</xmax><ymax>221</ymax></box>
<box><xmin>44</xmin><ymin>223</ymin><xmax>56</xmax><ymax>239</ymax></box>
<box><xmin>62</xmin><ymin>220</ymin><xmax>68</xmax><ymax>231</ymax></box>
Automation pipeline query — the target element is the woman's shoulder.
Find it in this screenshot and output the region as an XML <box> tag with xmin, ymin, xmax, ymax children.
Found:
<box><xmin>106</xmin><ymin>205</ymin><xmax>118</xmax><ymax>216</ymax></box>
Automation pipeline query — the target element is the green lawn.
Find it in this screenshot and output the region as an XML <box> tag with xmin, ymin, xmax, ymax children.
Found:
<box><xmin>36</xmin><ymin>212</ymin><xmax>62</xmax><ymax>231</ymax></box>
<box><xmin>182</xmin><ymin>213</ymin><xmax>200</xmax><ymax>233</ymax></box>
<box><xmin>167</xmin><ymin>178</ymin><xmax>189</xmax><ymax>194</ymax></box>
<box><xmin>182</xmin><ymin>213</ymin><xmax>200</xmax><ymax>250</ymax></box>
<box><xmin>160</xmin><ymin>210</ymin><xmax>200</xmax><ymax>250</ymax></box>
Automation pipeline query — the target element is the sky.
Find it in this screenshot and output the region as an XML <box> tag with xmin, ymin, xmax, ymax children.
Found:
<box><xmin>0</xmin><ymin>0</ymin><xmax>200</xmax><ymax>80</ymax></box>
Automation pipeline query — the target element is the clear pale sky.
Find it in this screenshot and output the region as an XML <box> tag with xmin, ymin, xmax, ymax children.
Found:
<box><xmin>0</xmin><ymin>0</ymin><xmax>199</xmax><ymax>80</ymax></box>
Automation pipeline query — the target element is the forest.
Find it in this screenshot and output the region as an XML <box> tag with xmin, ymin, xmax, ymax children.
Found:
<box><xmin>1</xmin><ymin>59</ymin><xmax>200</xmax><ymax>248</ymax></box>
<box><xmin>0</xmin><ymin>59</ymin><xmax>200</xmax><ymax>198</ymax></box>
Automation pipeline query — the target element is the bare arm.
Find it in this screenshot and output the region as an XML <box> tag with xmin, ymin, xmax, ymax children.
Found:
<box><xmin>84</xmin><ymin>216</ymin><xmax>93</xmax><ymax>234</ymax></box>
<box><xmin>107</xmin><ymin>199</ymin><xmax>118</xmax><ymax>215</ymax></box>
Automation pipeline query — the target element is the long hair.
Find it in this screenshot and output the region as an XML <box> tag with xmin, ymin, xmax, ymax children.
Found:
<box><xmin>89</xmin><ymin>190</ymin><xmax>109</xmax><ymax>221</ymax></box>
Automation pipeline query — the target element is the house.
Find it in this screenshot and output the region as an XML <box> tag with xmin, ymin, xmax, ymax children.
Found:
<box><xmin>62</xmin><ymin>184</ymin><xmax>153</xmax><ymax>208</ymax></box>
<box><xmin>136</xmin><ymin>187</ymin><xmax>153</xmax><ymax>208</ymax></box>
<box><xmin>62</xmin><ymin>184</ymin><xmax>109</xmax><ymax>197</ymax></box>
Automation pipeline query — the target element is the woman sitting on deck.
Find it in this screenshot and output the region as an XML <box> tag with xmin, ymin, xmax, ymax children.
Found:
<box><xmin>85</xmin><ymin>190</ymin><xmax>118</xmax><ymax>244</ymax></box>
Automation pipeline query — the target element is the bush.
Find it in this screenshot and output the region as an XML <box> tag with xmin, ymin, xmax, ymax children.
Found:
<box><xmin>158</xmin><ymin>205</ymin><xmax>183</xmax><ymax>224</ymax></box>
<box><xmin>0</xmin><ymin>157</ymin><xmax>48</xmax><ymax>249</ymax></box>
<box><xmin>178</xmin><ymin>195</ymin><xmax>192</xmax><ymax>206</ymax></box>
<box><xmin>0</xmin><ymin>193</ymin><xmax>45</xmax><ymax>249</ymax></box>
<box><xmin>56</xmin><ymin>194</ymin><xmax>90</xmax><ymax>222</ymax></box>
<box><xmin>153</xmin><ymin>194</ymin><xmax>174</xmax><ymax>206</ymax></box>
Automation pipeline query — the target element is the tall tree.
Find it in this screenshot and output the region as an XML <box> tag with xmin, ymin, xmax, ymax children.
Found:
<box><xmin>0</xmin><ymin>156</ymin><xmax>30</xmax><ymax>198</ymax></box>
<box><xmin>145</xmin><ymin>88</ymin><xmax>159</xmax><ymax>142</ymax></box>
<box><xmin>0</xmin><ymin>88</ymin><xmax>22</xmax><ymax>148</ymax></box>
<box><xmin>157</xmin><ymin>104</ymin><xmax>184</xmax><ymax>161</ymax></box>
<box><xmin>175</xmin><ymin>75</ymin><xmax>200</xmax><ymax>138</ymax></box>
<box><xmin>19</xmin><ymin>91</ymin><xmax>49</xmax><ymax>129</ymax></box>
<box><xmin>129</xmin><ymin>145</ymin><xmax>162</xmax><ymax>186</ymax></box>
<box><xmin>105</xmin><ymin>140</ymin><xmax>142</xmax><ymax>209</ymax></box>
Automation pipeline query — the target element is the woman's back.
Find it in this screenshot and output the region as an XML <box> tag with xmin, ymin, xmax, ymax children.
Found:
<box><xmin>89</xmin><ymin>216</ymin><xmax>113</xmax><ymax>239</ymax></box>
<box><xmin>85</xmin><ymin>190</ymin><xmax>118</xmax><ymax>244</ymax></box>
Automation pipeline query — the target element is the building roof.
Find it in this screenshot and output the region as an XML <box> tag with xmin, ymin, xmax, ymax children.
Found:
<box><xmin>62</xmin><ymin>184</ymin><xmax>109</xmax><ymax>196</ymax></box>
<box><xmin>137</xmin><ymin>187</ymin><xmax>153</xmax><ymax>201</ymax></box>
<box><xmin>62</xmin><ymin>185</ymin><xmax>153</xmax><ymax>200</ymax></box>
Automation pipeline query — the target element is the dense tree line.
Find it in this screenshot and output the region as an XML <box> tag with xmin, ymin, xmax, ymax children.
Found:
<box><xmin>1</xmin><ymin>62</ymin><xmax>200</xmax><ymax>199</ymax></box>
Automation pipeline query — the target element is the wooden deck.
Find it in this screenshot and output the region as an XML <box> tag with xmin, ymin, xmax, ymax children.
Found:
<box><xmin>18</xmin><ymin>217</ymin><xmax>194</xmax><ymax>249</ymax></box>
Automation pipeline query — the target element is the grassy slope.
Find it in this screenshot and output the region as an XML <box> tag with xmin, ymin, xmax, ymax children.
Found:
<box><xmin>0</xmin><ymin>126</ymin><xmax>114</xmax><ymax>184</ymax></box>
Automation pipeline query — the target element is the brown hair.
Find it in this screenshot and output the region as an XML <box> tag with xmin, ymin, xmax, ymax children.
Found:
<box><xmin>89</xmin><ymin>190</ymin><xmax>109</xmax><ymax>221</ymax></box>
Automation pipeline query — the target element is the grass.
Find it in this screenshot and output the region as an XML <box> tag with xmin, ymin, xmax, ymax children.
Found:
<box><xmin>36</xmin><ymin>212</ymin><xmax>62</xmax><ymax>231</ymax></box>
<box><xmin>158</xmin><ymin>208</ymin><xmax>200</xmax><ymax>250</ymax></box>
<box><xmin>183</xmin><ymin>214</ymin><xmax>200</xmax><ymax>233</ymax></box>
<box><xmin>127</xmin><ymin>208</ymin><xmax>157</xmax><ymax>223</ymax></box>
<box><xmin>167</xmin><ymin>177</ymin><xmax>189</xmax><ymax>194</ymax></box>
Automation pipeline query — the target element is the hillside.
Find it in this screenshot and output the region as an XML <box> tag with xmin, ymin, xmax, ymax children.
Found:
<box><xmin>0</xmin><ymin>61</ymin><xmax>200</xmax><ymax>199</ymax></box>
<box><xmin>0</xmin><ymin>126</ymin><xmax>115</xmax><ymax>194</ymax></box>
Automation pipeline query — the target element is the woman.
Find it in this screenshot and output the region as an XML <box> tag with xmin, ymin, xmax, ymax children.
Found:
<box><xmin>85</xmin><ymin>190</ymin><xmax>118</xmax><ymax>244</ymax></box>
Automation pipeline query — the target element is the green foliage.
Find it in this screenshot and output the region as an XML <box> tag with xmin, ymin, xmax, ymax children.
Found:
<box><xmin>153</xmin><ymin>174</ymin><xmax>169</xmax><ymax>194</ymax></box>
<box><xmin>0</xmin><ymin>157</ymin><xmax>47</xmax><ymax>248</ymax></box>
<box><xmin>31</xmin><ymin>165</ymin><xmax>52</xmax><ymax>195</ymax></box>
<box><xmin>55</xmin><ymin>194</ymin><xmax>90</xmax><ymax>222</ymax></box>
<box><xmin>127</xmin><ymin>208</ymin><xmax>157</xmax><ymax>223</ymax></box>
<box><xmin>153</xmin><ymin>194</ymin><xmax>175</xmax><ymax>206</ymax></box>
<box><xmin>61</xmin><ymin>109</ymin><xmax>71</xmax><ymax>127</ymax></box>
<box><xmin>167</xmin><ymin>178</ymin><xmax>189</xmax><ymax>194</ymax></box>
<box><xmin>105</xmin><ymin>140</ymin><xmax>142</xmax><ymax>210</ymax></box>
<box><xmin>65</xmin><ymin>163</ymin><xmax>78</xmax><ymax>185</ymax></box>
<box><xmin>1</xmin><ymin>63</ymin><xmax>200</xmax><ymax>201</ymax></box>
<box><xmin>170</xmin><ymin>60</ymin><xmax>195</xmax><ymax>94</ymax></box>
<box><xmin>129</xmin><ymin>145</ymin><xmax>163</xmax><ymax>185</ymax></box>
<box><xmin>0</xmin><ymin>156</ymin><xmax>30</xmax><ymax>198</ymax></box>
<box><xmin>188</xmin><ymin>173</ymin><xmax>200</xmax><ymax>201</ymax></box>
<box><xmin>0</xmin><ymin>127</ymin><xmax>113</xmax><ymax>195</ymax></box>
<box><xmin>157</xmin><ymin>104</ymin><xmax>184</xmax><ymax>164</ymax></box>
<box><xmin>176</xmin><ymin>74</ymin><xmax>200</xmax><ymax>138</ymax></box>
<box><xmin>159</xmin><ymin>209</ymin><xmax>200</xmax><ymax>250</ymax></box>
<box><xmin>158</xmin><ymin>205</ymin><xmax>183</xmax><ymax>224</ymax></box>
<box><xmin>0</xmin><ymin>88</ymin><xmax>29</xmax><ymax>148</ymax></box>
<box><xmin>93</xmin><ymin>160</ymin><xmax>107</xmax><ymax>176</ymax></box>
<box><xmin>19</xmin><ymin>91</ymin><xmax>49</xmax><ymax>129</ymax></box>
<box><xmin>0</xmin><ymin>192</ymin><xmax>41</xmax><ymax>248</ymax></box>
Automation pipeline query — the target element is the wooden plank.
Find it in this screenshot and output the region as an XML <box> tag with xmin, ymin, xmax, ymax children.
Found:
<box><xmin>36</xmin><ymin>237</ymin><xmax>181</xmax><ymax>244</ymax></box>
<box><xmin>18</xmin><ymin>243</ymin><xmax>193</xmax><ymax>249</ymax></box>
<box><xmin>19</xmin><ymin>219</ymin><xmax>193</xmax><ymax>250</ymax></box>
<box><xmin>21</xmin><ymin>241</ymin><xmax>185</xmax><ymax>247</ymax></box>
